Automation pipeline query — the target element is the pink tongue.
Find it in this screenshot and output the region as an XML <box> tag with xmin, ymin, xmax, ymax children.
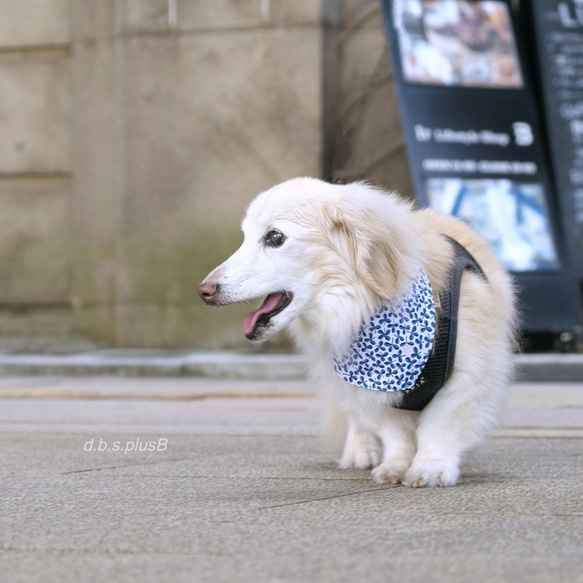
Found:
<box><xmin>243</xmin><ymin>292</ymin><xmax>284</xmax><ymax>336</ymax></box>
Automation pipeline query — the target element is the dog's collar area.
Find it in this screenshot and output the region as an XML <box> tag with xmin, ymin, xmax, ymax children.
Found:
<box><xmin>399</xmin><ymin>237</ymin><xmax>487</xmax><ymax>410</ymax></box>
<box><xmin>332</xmin><ymin>237</ymin><xmax>487</xmax><ymax>411</ymax></box>
<box><xmin>331</xmin><ymin>268</ymin><xmax>435</xmax><ymax>394</ymax></box>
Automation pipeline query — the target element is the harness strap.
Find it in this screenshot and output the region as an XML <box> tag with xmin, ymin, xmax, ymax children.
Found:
<box><xmin>395</xmin><ymin>236</ymin><xmax>487</xmax><ymax>411</ymax></box>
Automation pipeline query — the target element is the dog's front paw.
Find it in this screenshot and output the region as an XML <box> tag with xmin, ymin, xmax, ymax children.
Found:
<box><xmin>371</xmin><ymin>458</ymin><xmax>410</xmax><ymax>485</ymax></box>
<box><xmin>339</xmin><ymin>433</ymin><xmax>381</xmax><ymax>470</ymax></box>
<box><xmin>402</xmin><ymin>459</ymin><xmax>460</xmax><ymax>488</ymax></box>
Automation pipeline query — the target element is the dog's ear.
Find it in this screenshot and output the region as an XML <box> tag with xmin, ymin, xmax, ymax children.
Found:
<box><xmin>332</xmin><ymin>215</ymin><xmax>400</xmax><ymax>298</ymax></box>
<box><xmin>329</xmin><ymin>194</ymin><xmax>422</xmax><ymax>299</ymax></box>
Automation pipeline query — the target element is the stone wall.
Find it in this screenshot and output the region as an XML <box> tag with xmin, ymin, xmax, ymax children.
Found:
<box><xmin>0</xmin><ymin>1</ymin><xmax>323</xmax><ymax>349</ymax></box>
<box><xmin>70</xmin><ymin>1</ymin><xmax>322</xmax><ymax>349</ymax></box>
<box><xmin>0</xmin><ymin>0</ymin><xmax>72</xmax><ymax>341</ymax></box>
<box><xmin>0</xmin><ymin>0</ymin><xmax>408</xmax><ymax>349</ymax></box>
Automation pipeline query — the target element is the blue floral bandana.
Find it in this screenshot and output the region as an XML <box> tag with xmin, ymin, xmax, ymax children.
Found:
<box><xmin>331</xmin><ymin>269</ymin><xmax>435</xmax><ymax>392</ymax></box>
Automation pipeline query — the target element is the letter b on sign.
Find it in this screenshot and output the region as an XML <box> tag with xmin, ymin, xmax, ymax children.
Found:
<box><xmin>513</xmin><ymin>122</ymin><xmax>534</xmax><ymax>146</ymax></box>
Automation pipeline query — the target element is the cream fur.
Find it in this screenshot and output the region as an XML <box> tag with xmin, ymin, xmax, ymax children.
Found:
<box><xmin>199</xmin><ymin>178</ymin><xmax>517</xmax><ymax>487</ymax></box>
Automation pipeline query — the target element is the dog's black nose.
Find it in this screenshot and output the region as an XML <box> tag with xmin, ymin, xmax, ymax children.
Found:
<box><xmin>197</xmin><ymin>281</ymin><xmax>219</xmax><ymax>305</ymax></box>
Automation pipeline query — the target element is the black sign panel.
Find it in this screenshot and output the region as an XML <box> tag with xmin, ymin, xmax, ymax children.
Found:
<box><xmin>528</xmin><ymin>0</ymin><xmax>583</xmax><ymax>279</ymax></box>
<box><xmin>381</xmin><ymin>0</ymin><xmax>582</xmax><ymax>333</ymax></box>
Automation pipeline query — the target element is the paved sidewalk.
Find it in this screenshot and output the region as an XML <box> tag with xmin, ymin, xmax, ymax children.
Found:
<box><xmin>0</xmin><ymin>376</ymin><xmax>582</xmax><ymax>582</ymax></box>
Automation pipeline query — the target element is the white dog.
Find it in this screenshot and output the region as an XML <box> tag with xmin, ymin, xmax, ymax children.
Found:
<box><xmin>198</xmin><ymin>178</ymin><xmax>517</xmax><ymax>487</ymax></box>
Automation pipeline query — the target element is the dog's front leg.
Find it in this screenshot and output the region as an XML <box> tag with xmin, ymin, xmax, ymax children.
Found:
<box><xmin>339</xmin><ymin>415</ymin><xmax>381</xmax><ymax>470</ymax></box>
<box><xmin>370</xmin><ymin>409</ymin><xmax>418</xmax><ymax>484</ymax></box>
<box><xmin>403</xmin><ymin>370</ymin><xmax>496</xmax><ymax>488</ymax></box>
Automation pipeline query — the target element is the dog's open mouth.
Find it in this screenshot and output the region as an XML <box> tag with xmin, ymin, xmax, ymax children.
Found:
<box><xmin>243</xmin><ymin>291</ymin><xmax>293</xmax><ymax>340</ymax></box>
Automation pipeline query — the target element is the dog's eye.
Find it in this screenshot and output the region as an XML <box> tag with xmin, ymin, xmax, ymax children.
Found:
<box><xmin>264</xmin><ymin>229</ymin><xmax>285</xmax><ymax>248</ymax></box>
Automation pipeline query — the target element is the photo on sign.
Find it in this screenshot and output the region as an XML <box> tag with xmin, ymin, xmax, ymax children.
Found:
<box><xmin>393</xmin><ymin>0</ymin><xmax>523</xmax><ymax>88</ymax></box>
<box><xmin>426</xmin><ymin>178</ymin><xmax>558</xmax><ymax>272</ymax></box>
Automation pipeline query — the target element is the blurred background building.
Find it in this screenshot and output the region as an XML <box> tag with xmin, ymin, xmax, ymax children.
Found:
<box><xmin>1</xmin><ymin>0</ymin><xmax>410</xmax><ymax>350</ymax></box>
<box><xmin>0</xmin><ymin>0</ymin><xmax>579</xmax><ymax>351</ymax></box>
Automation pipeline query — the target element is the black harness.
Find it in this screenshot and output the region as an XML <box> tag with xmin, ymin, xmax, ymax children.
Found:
<box><xmin>395</xmin><ymin>236</ymin><xmax>487</xmax><ymax>411</ymax></box>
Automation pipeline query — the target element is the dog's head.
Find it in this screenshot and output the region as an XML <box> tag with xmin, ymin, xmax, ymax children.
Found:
<box><xmin>197</xmin><ymin>178</ymin><xmax>424</xmax><ymax>345</ymax></box>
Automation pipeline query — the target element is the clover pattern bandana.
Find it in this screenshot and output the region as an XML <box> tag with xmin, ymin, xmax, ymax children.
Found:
<box><xmin>331</xmin><ymin>269</ymin><xmax>435</xmax><ymax>392</ymax></box>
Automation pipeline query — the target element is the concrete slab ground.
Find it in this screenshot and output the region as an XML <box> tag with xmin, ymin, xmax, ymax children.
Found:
<box><xmin>0</xmin><ymin>377</ymin><xmax>582</xmax><ymax>582</ymax></box>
